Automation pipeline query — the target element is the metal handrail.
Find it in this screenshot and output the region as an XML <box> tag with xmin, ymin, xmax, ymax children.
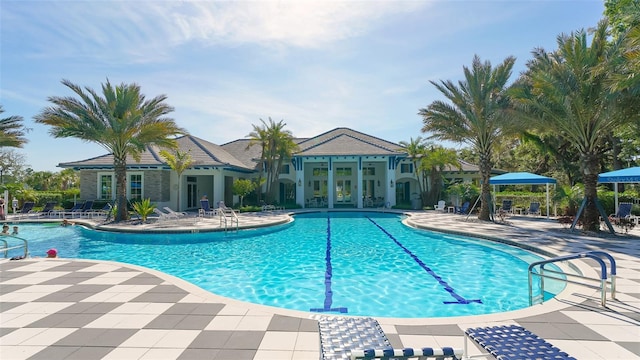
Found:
<box><xmin>528</xmin><ymin>251</ymin><xmax>616</xmax><ymax>307</ymax></box>
<box><xmin>0</xmin><ymin>235</ymin><xmax>29</xmax><ymax>259</ymax></box>
<box><xmin>218</xmin><ymin>208</ymin><xmax>239</xmax><ymax>232</ymax></box>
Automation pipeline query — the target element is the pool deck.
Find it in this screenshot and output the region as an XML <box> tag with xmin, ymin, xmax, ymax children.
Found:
<box><xmin>1</xmin><ymin>210</ymin><xmax>639</xmax><ymax>359</ymax></box>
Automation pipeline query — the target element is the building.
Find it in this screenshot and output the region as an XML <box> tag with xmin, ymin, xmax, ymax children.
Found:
<box><xmin>60</xmin><ymin>127</ymin><xmax>487</xmax><ymax>210</ymax></box>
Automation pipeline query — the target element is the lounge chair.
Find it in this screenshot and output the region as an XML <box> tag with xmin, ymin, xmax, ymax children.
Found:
<box><xmin>78</xmin><ymin>200</ymin><xmax>94</xmax><ymax>218</ymax></box>
<box><xmin>434</xmin><ymin>200</ymin><xmax>446</xmax><ymax>212</ymax></box>
<box><xmin>36</xmin><ymin>201</ymin><xmax>57</xmax><ymax>218</ymax></box>
<box><xmin>455</xmin><ymin>201</ymin><xmax>470</xmax><ymax>215</ymax></box>
<box><xmin>153</xmin><ymin>208</ymin><xmax>177</xmax><ymax>222</ymax></box>
<box><xmin>464</xmin><ymin>325</ymin><xmax>576</xmax><ymax>360</ymax></box>
<box><xmin>200</xmin><ymin>199</ymin><xmax>216</xmax><ymax>217</ymax></box>
<box><xmin>319</xmin><ymin>316</ymin><xmax>461</xmax><ymax>360</ymax></box>
<box><xmin>525</xmin><ymin>201</ymin><xmax>541</xmax><ymax>216</ymax></box>
<box><xmin>609</xmin><ymin>202</ymin><xmax>633</xmax><ymax>225</ymax></box>
<box><xmin>91</xmin><ymin>202</ymin><xmax>113</xmax><ymax>219</ymax></box>
<box><xmin>62</xmin><ymin>201</ymin><xmax>85</xmax><ymax>218</ymax></box>
<box><xmin>163</xmin><ymin>206</ymin><xmax>187</xmax><ymax>218</ymax></box>
<box><xmin>499</xmin><ymin>199</ymin><xmax>513</xmax><ymax>216</ymax></box>
<box><xmin>15</xmin><ymin>202</ymin><xmax>36</xmax><ymax>219</ymax></box>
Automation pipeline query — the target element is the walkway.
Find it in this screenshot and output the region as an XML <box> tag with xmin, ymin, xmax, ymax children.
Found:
<box><xmin>1</xmin><ymin>211</ymin><xmax>639</xmax><ymax>359</ymax></box>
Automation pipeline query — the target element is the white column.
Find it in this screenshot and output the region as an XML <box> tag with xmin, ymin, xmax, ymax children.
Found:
<box><xmin>296</xmin><ymin>158</ymin><xmax>305</xmax><ymax>208</ymax></box>
<box><xmin>328</xmin><ymin>158</ymin><xmax>334</xmax><ymax>209</ymax></box>
<box><xmin>357</xmin><ymin>158</ymin><xmax>363</xmax><ymax>209</ymax></box>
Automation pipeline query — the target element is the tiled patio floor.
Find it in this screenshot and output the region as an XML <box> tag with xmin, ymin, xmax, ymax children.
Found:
<box><xmin>1</xmin><ymin>211</ymin><xmax>639</xmax><ymax>359</ymax></box>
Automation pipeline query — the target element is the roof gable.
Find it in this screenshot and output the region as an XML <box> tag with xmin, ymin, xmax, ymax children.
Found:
<box><xmin>296</xmin><ymin>128</ymin><xmax>404</xmax><ymax>156</ymax></box>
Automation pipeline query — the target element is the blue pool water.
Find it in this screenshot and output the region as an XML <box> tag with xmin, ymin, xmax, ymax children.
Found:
<box><xmin>5</xmin><ymin>212</ymin><xmax>563</xmax><ymax>318</ymax></box>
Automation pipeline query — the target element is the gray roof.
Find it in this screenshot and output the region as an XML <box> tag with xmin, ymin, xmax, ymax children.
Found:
<box><xmin>59</xmin><ymin>135</ymin><xmax>254</xmax><ymax>171</ymax></box>
<box><xmin>295</xmin><ymin>128</ymin><xmax>404</xmax><ymax>157</ymax></box>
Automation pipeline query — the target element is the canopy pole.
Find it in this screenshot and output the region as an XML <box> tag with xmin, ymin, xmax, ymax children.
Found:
<box><xmin>614</xmin><ymin>182</ymin><xmax>619</xmax><ymax>212</ymax></box>
<box><xmin>492</xmin><ymin>185</ymin><xmax>496</xmax><ymax>215</ymax></box>
<box><xmin>546</xmin><ymin>183</ymin><xmax>550</xmax><ymax>219</ymax></box>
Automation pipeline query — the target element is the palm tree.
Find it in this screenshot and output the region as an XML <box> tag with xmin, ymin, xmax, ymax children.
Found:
<box><xmin>247</xmin><ymin>118</ymin><xmax>297</xmax><ymax>203</ymax></box>
<box><xmin>159</xmin><ymin>149</ymin><xmax>194</xmax><ymax>211</ymax></box>
<box><xmin>398</xmin><ymin>137</ymin><xmax>427</xmax><ymax>205</ymax></box>
<box><xmin>35</xmin><ymin>79</ymin><xmax>186</xmax><ymax>222</ymax></box>
<box><xmin>510</xmin><ymin>20</ymin><xmax>627</xmax><ymax>231</ymax></box>
<box><xmin>419</xmin><ymin>55</ymin><xmax>518</xmax><ymax>221</ymax></box>
<box><xmin>0</xmin><ymin>106</ymin><xmax>28</xmax><ymax>148</ymax></box>
<box><xmin>420</xmin><ymin>145</ymin><xmax>460</xmax><ymax>206</ymax></box>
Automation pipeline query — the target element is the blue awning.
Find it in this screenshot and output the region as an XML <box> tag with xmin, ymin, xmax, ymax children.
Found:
<box><xmin>598</xmin><ymin>167</ymin><xmax>640</xmax><ymax>183</ymax></box>
<box><xmin>489</xmin><ymin>172</ymin><xmax>557</xmax><ymax>185</ymax></box>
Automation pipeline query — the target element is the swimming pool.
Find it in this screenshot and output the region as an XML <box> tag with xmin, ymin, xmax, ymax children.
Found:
<box><xmin>7</xmin><ymin>212</ymin><xmax>564</xmax><ymax>318</ymax></box>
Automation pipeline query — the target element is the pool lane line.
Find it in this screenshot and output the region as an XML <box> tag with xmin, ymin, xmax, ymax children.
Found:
<box><xmin>310</xmin><ymin>214</ymin><xmax>348</xmax><ymax>313</ymax></box>
<box><xmin>366</xmin><ymin>216</ymin><xmax>482</xmax><ymax>305</ymax></box>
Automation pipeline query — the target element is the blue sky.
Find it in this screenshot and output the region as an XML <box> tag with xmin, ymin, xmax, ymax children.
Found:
<box><xmin>2</xmin><ymin>0</ymin><xmax>605</xmax><ymax>172</ymax></box>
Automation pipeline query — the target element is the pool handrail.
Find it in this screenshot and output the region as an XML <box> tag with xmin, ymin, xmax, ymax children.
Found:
<box><xmin>1</xmin><ymin>235</ymin><xmax>29</xmax><ymax>259</ymax></box>
<box><xmin>528</xmin><ymin>251</ymin><xmax>616</xmax><ymax>307</ymax></box>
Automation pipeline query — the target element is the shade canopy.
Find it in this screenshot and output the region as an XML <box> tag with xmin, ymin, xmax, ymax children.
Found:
<box><xmin>489</xmin><ymin>172</ymin><xmax>557</xmax><ymax>185</ymax></box>
<box><xmin>598</xmin><ymin>167</ymin><xmax>640</xmax><ymax>183</ymax></box>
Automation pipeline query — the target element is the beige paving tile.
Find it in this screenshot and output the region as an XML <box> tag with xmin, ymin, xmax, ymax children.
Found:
<box><xmin>0</xmin><ymin>345</ymin><xmax>46</xmax><ymax>360</ymax></box>
<box><xmin>0</xmin><ymin>313</ymin><xmax>52</xmax><ymax>328</ymax></box>
<box><xmin>139</xmin><ymin>348</ymin><xmax>184</xmax><ymax>360</ymax></box>
<box><xmin>102</xmin><ymin>347</ymin><xmax>149</xmax><ymax>360</ymax></box>
<box><xmin>235</xmin><ymin>315</ymin><xmax>273</xmax><ymax>331</ymax></box>
<box><xmin>0</xmin><ymin>328</ymin><xmax>47</xmax><ymax>345</ymax></box>
<box><xmin>294</xmin><ymin>331</ymin><xmax>319</xmax><ymax>351</ymax></box>
<box><xmin>253</xmin><ymin>350</ymin><xmax>294</xmax><ymax>359</ymax></box>
<box><xmin>204</xmin><ymin>315</ymin><xmax>243</xmax><ymax>330</ymax></box>
<box><xmin>20</xmin><ymin>328</ymin><xmax>76</xmax><ymax>346</ymax></box>
<box><xmin>587</xmin><ymin>324</ymin><xmax>640</xmax><ymax>341</ymax></box>
<box><xmin>120</xmin><ymin>329</ymin><xmax>169</xmax><ymax>348</ymax></box>
<box><xmin>292</xmin><ymin>350</ymin><xmax>319</xmax><ymax>359</ymax></box>
<box><xmin>259</xmin><ymin>331</ymin><xmax>298</xmax><ymax>350</ymax></box>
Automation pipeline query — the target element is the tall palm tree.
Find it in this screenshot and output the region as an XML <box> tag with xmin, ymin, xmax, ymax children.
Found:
<box><xmin>159</xmin><ymin>149</ymin><xmax>194</xmax><ymax>211</ymax></box>
<box><xmin>0</xmin><ymin>106</ymin><xmax>28</xmax><ymax>148</ymax></box>
<box><xmin>398</xmin><ymin>137</ymin><xmax>427</xmax><ymax>205</ymax></box>
<box><xmin>35</xmin><ymin>79</ymin><xmax>185</xmax><ymax>222</ymax></box>
<box><xmin>420</xmin><ymin>145</ymin><xmax>461</xmax><ymax>206</ymax></box>
<box><xmin>246</xmin><ymin>122</ymin><xmax>269</xmax><ymax>203</ymax></box>
<box><xmin>419</xmin><ymin>55</ymin><xmax>518</xmax><ymax>221</ymax></box>
<box><xmin>247</xmin><ymin>118</ymin><xmax>297</xmax><ymax>203</ymax></box>
<box><xmin>510</xmin><ymin>20</ymin><xmax>627</xmax><ymax>231</ymax></box>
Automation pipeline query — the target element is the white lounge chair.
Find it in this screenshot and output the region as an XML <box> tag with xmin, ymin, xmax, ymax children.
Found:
<box><xmin>163</xmin><ymin>207</ymin><xmax>187</xmax><ymax>218</ymax></box>
<box><xmin>153</xmin><ymin>208</ymin><xmax>177</xmax><ymax>222</ymax></box>
<box><xmin>434</xmin><ymin>200</ymin><xmax>446</xmax><ymax>211</ymax></box>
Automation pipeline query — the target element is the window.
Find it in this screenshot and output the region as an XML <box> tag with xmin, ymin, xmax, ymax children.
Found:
<box><xmin>281</xmin><ymin>164</ymin><xmax>290</xmax><ymax>174</ymax></box>
<box><xmin>336</xmin><ymin>167</ymin><xmax>352</xmax><ymax>176</ymax></box>
<box><xmin>129</xmin><ymin>174</ymin><xmax>143</xmax><ymax>200</ymax></box>
<box><xmin>99</xmin><ymin>174</ymin><xmax>113</xmax><ymax>200</ymax></box>
<box><xmin>401</xmin><ymin>164</ymin><xmax>413</xmax><ymax>173</ymax></box>
<box><xmin>363</xmin><ymin>167</ymin><xmax>375</xmax><ymax>176</ymax></box>
<box><xmin>313</xmin><ymin>168</ymin><xmax>328</xmax><ymax>176</ymax></box>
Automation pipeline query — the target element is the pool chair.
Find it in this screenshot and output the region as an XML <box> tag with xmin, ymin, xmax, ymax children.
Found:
<box><xmin>609</xmin><ymin>202</ymin><xmax>633</xmax><ymax>225</ymax></box>
<box><xmin>464</xmin><ymin>325</ymin><xmax>576</xmax><ymax>360</ymax></box>
<box><xmin>434</xmin><ymin>200</ymin><xmax>446</xmax><ymax>212</ymax></box>
<box><xmin>62</xmin><ymin>201</ymin><xmax>85</xmax><ymax>218</ymax></box>
<box><xmin>153</xmin><ymin>208</ymin><xmax>179</xmax><ymax>222</ymax></box>
<box><xmin>77</xmin><ymin>200</ymin><xmax>94</xmax><ymax>218</ymax></box>
<box><xmin>163</xmin><ymin>206</ymin><xmax>187</xmax><ymax>219</ymax></box>
<box><xmin>15</xmin><ymin>201</ymin><xmax>36</xmax><ymax>219</ymax></box>
<box><xmin>525</xmin><ymin>201</ymin><xmax>541</xmax><ymax>216</ymax></box>
<box><xmin>319</xmin><ymin>316</ymin><xmax>462</xmax><ymax>360</ymax></box>
<box><xmin>455</xmin><ymin>201</ymin><xmax>470</xmax><ymax>215</ymax></box>
<box><xmin>499</xmin><ymin>199</ymin><xmax>513</xmax><ymax>216</ymax></box>
<box><xmin>35</xmin><ymin>201</ymin><xmax>57</xmax><ymax>218</ymax></box>
<box><xmin>199</xmin><ymin>199</ymin><xmax>216</xmax><ymax>217</ymax></box>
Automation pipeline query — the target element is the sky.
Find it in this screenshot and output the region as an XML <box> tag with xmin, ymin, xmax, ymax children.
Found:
<box><xmin>1</xmin><ymin>0</ymin><xmax>606</xmax><ymax>172</ymax></box>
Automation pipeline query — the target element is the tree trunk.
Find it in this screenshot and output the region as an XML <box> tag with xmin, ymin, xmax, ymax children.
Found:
<box><xmin>582</xmin><ymin>153</ymin><xmax>600</xmax><ymax>232</ymax></box>
<box><xmin>478</xmin><ymin>152</ymin><xmax>492</xmax><ymax>221</ymax></box>
<box><xmin>114</xmin><ymin>158</ymin><xmax>129</xmax><ymax>222</ymax></box>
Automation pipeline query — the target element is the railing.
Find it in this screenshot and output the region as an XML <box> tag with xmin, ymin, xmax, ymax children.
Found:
<box><xmin>218</xmin><ymin>208</ymin><xmax>239</xmax><ymax>232</ymax></box>
<box><xmin>528</xmin><ymin>251</ymin><xmax>616</xmax><ymax>307</ymax></box>
<box><xmin>1</xmin><ymin>235</ymin><xmax>29</xmax><ymax>259</ymax></box>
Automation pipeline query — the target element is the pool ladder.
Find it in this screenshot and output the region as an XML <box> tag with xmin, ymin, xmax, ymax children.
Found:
<box><xmin>528</xmin><ymin>251</ymin><xmax>616</xmax><ymax>307</ymax></box>
<box><xmin>1</xmin><ymin>235</ymin><xmax>29</xmax><ymax>259</ymax></box>
<box><xmin>218</xmin><ymin>208</ymin><xmax>239</xmax><ymax>232</ymax></box>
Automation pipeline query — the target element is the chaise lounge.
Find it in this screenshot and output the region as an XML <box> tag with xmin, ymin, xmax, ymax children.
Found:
<box><xmin>464</xmin><ymin>325</ymin><xmax>576</xmax><ymax>360</ymax></box>
<box><xmin>319</xmin><ymin>316</ymin><xmax>461</xmax><ymax>360</ymax></box>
